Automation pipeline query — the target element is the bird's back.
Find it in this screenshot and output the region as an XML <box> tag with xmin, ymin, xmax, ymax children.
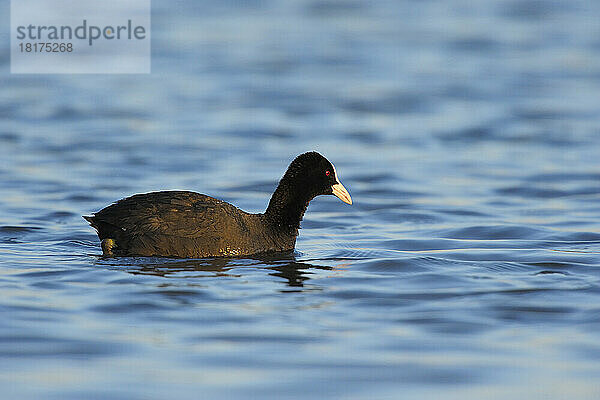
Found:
<box><xmin>85</xmin><ymin>191</ymin><xmax>295</xmax><ymax>257</ymax></box>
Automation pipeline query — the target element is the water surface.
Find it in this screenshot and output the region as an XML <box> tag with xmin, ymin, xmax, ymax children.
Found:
<box><xmin>1</xmin><ymin>0</ymin><xmax>600</xmax><ymax>398</ymax></box>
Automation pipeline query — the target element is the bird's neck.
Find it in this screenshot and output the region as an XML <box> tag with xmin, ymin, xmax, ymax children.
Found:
<box><xmin>264</xmin><ymin>178</ymin><xmax>314</xmax><ymax>230</ymax></box>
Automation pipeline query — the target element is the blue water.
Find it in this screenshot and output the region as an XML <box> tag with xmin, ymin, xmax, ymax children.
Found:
<box><xmin>2</xmin><ymin>0</ymin><xmax>600</xmax><ymax>398</ymax></box>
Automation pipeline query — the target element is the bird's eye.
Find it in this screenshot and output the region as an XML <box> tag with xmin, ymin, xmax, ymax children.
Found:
<box><xmin>325</xmin><ymin>170</ymin><xmax>331</xmax><ymax>176</ymax></box>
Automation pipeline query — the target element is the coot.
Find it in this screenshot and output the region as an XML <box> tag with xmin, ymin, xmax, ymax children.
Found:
<box><xmin>84</xmin><ymin>152</ymin><xmax>352</xmax><ymax>258</ymax></box>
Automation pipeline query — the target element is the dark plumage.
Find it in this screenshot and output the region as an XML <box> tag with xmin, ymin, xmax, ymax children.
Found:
<box><xmin>84</xmin><ymin>152</ymin><xmax>352</xmax><ymax>258</ymax></box>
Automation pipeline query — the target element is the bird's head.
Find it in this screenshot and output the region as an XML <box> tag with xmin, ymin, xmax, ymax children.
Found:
<box><xmin>283</xmin><ymin>151</ymin><xmax>352</xmax><ymax>205</ymax></box>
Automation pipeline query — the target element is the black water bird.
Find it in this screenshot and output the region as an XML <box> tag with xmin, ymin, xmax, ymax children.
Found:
<box><xmin>84</xmin><ymin>152</ymin><xmax>352</xmax><ymax>258</ymax></box>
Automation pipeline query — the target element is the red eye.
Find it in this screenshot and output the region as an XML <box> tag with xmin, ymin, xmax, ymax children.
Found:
<box><xmin>325</xmin><ymin>170</ymin><xmax>331</xmax><ymax>176</ymax></box>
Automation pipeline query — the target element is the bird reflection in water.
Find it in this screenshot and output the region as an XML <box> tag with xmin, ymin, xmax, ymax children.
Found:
<box><xmin>94</xmin><ymin>252</ymin><xmax>352</xmax><ymax>288</ymax></box>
